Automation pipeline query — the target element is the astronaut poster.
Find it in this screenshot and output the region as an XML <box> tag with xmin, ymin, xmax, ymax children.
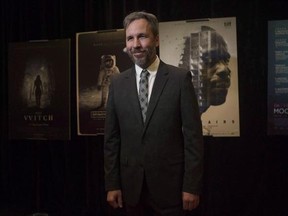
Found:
<box><xmin>159</xmin><ymin>17</ymin><xmax>240</xmax><ymax>136</ymax></box>
<box><xmin>267</xmin><ymin>20</ymin><xmax>288</xmax><ymax>135</ymax></box>
<box><xmin>76</xmin><ymin>29</ymin><xmax>133</xmax><ymax>135</ymax></box>
<box><xmin>8</xmin><ymin>39</ymin><xmax>71</xmax><ymax>140</ymax></box>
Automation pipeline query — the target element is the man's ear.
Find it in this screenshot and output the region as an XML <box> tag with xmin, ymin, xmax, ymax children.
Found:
<box><xmin>155</xmin><ymin>35</ymin><xmax>160</xmax><ymax>47</ymax></box>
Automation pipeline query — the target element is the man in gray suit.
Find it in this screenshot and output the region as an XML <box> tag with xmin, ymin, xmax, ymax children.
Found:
<box><xmin>104</xmin><ymin>11</ymin><xmax>204</xmax><ymax>216</ymax></box>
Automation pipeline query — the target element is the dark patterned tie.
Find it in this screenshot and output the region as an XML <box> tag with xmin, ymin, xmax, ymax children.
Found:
<box><xmin>139</xmin><ymin>69</ymin><xmax>150</xmax><ymax>122</ymax></box>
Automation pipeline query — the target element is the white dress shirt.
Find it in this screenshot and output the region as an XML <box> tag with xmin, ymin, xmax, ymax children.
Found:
<box><xmin>135</xmin><ymin>56</ymin><xmax>160</xmax><ymax>102</ymax></box>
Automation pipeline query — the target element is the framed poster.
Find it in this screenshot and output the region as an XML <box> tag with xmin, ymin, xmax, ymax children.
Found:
<box><xmin>76</xmin><ymin>29</ymin><xmax>133</xmax><ymax>135</ymax></box>
<box><xmin>159</xmin><ymin>17</ymin><xmax>240</xmax><ymax>137</ymax></box>
<box><xmin>268</xmin><ymin>20</ymin><xmax>288</xmax><ymax>135</ymax></box>
<box><xmin>8</xmin><ymin>39</ymin><xmax>71</xmax><ymax>140</ymax></box>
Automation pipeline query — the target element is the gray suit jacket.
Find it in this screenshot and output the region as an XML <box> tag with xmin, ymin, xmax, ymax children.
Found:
<box><xmin>104</xmin><ymin>61</ymin><xmax>203</xmax><ymax>208</ymax></box>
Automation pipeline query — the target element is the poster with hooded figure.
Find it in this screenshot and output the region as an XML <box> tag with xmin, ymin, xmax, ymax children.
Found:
<box><xmin>8</xmin><ymin>39</ymin><xmax>71</xmax><ymax>140</ymax></box>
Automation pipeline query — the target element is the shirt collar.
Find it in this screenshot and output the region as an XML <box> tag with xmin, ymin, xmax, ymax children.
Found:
<box><xmin>135</xmin><ymin>55</ymin><xmax>160</xmax><ymax>76</ymax></box>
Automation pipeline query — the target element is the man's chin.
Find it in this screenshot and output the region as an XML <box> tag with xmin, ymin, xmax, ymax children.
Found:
<box><xmin>209</xmin><ymin>89</ymin><xmax>228</xmax><ymax>105</ymax></box>
<box><xmin>134</xmin><ymin>58</ymin><xmax>146</xmax><ymax>68</ymax></box>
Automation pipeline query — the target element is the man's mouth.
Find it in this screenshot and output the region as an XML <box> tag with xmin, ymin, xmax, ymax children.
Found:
<box><xmin>132</xmin><ymin>51</ymin><xmax>145</xmax><ymax>58</ymax></box>
<box><xmin>210</xmin><ymin>79</ymin><xmax>230</xmax><ymax>89</ymax></box>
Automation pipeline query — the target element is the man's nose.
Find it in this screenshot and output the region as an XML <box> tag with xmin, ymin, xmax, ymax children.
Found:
<box><xmin>216</xmin><ymin>64</ymin><xmax>231</xmax><ymax>79</ymax></box>
<box><xmin>132</xmin><ymin>38</ymin><xmax>140</xmax><ymax>47</ymax></box>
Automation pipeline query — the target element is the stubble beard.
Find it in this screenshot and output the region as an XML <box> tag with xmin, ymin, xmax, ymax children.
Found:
<box><xmin>127</xmin><ymin>47</ymin><xmax>156</xmax><ymax>69</ymax></box>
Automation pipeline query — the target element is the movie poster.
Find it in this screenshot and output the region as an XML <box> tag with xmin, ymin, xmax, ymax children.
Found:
<box><xmin>76</xmin><ymin>30</ymin><xmax>133</xmax><ymax>135</ymax></box>
<box><xmin>268</xmin><ymin>20</ymin><xmax>288</xmax><ymax>135</ymax></box>
<box><xmin>8</xmin><ymin>39</ymin><xmax>71</xmax><ymax>140</ymax></box>
<box><xmin>159</xmin><ymin>17</ymin><xmax>240</xmax><ymax>137</ymax></box>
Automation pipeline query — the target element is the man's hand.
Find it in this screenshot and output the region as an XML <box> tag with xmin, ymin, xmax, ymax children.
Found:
<box><xmin>107</xmin><ymin>190</ymin><xmax>123</xmax><ymax>208</ymax></box>
<box><xmin>182</xmin><ymin>192</ymin><xmax>200</xmax><ymax>211</ymax></box>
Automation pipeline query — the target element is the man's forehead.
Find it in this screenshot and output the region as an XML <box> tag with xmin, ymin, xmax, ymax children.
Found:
<box><xmin>126</xmin><ymin>19</ymin><xmax>150</xmax><ymax>31</ymax></box>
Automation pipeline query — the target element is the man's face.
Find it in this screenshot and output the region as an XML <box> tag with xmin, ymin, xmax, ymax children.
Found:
<box><xmin>207</xmin><ymin>63</ymin><xmax>231</xmax><ymax>105</ymax></box>
<box><xmin>125</xmin><ymin>19</ymin><xmax>159</xmax><ymax>68</ymax></box>
<box><xmin>202</xmin><ymin>51</ymin><xmax>231</xmax><ymax>105</ymax></box>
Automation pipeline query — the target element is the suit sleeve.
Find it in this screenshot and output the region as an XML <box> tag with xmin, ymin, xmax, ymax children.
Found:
<box><xmin>103</xmin><ymin>75</ymin><xmax>121</xmax><ymax>191</ymax></box>
<box><xmin>181</xmin><ymin>71</ymin><xmax>204</xmax><ymax>194</ymax></box>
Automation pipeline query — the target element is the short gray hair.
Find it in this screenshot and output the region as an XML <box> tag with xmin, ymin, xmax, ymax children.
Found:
<box><xmin>123</xmin><ymin>11</ymin><xmax>159</xmax><ymax>37</ymax></box>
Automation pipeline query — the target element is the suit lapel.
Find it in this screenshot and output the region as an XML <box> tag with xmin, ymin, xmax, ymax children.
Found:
<box><xmin>124</xmin><ymin>68</ymin><xmax>143</xmax><ymax>125</ymax></box>
<box><xmin>144</xmin><ymin>62</ymin><xmax>169</xmax><ymax>128</ymax></box>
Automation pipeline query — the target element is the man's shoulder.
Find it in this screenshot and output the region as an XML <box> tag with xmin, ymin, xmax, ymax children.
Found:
<box><xmin>121</xmin><ymin>67</ymin><xmax>133</xmax><ymax>75</ymax></box>
<box><xmin>111</xmin><ymin>67</ymin><xmax>133</xmax><ymax>81</ymax></box>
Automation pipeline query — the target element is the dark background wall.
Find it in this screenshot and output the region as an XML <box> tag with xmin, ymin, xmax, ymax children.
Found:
<box><xmin>1</xmin><ymin>0</ymin><xmax>287</xmax><ymax>215</ymax></box>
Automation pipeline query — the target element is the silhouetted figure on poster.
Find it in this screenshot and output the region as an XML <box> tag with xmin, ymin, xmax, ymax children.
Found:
<box><xmin>33</xmin><ymin>74</ymin><xmax>43</xmax><ymax>108</ymax></box>
<box><xmin>96</xmin><ymin>55</ymin><xmax>120</xmax><ymax>110</ymax></box>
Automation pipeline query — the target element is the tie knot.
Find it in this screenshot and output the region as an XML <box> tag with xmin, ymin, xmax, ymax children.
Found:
<box><xmin>140</xmin><ymin>69</ymin><xmax>149</xmax><ymax>78</ymax></box>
